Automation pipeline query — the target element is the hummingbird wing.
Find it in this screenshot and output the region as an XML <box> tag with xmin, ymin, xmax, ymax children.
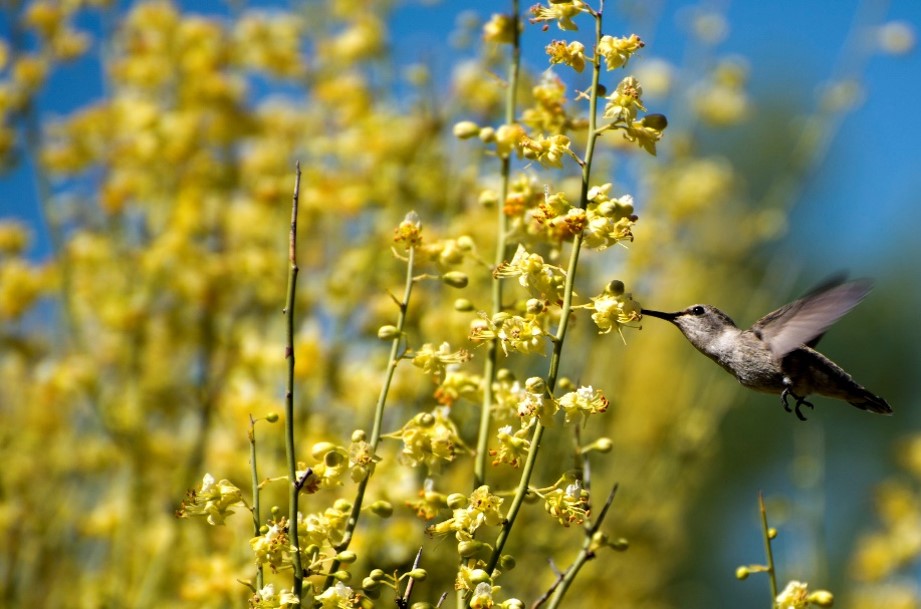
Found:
<box><xmin>750</xmin><ymin>278</ymin><xmax>873</xmax><ymax>359</ymax></box>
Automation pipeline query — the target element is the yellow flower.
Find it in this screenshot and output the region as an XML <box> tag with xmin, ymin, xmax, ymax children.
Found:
<box><xmin>546</xmin><ymin>40</ymin><xmax>586</xmax><ymax>72</ymax></box>
<box><xmin>483</xmin><ymin>13</ymin><xmax>516</xmax><ymax>44</ymax></box>
<box><xmin>596</xmin><ymin>34</ymin><xmax>644</xmax><ymax>70</ymax></box>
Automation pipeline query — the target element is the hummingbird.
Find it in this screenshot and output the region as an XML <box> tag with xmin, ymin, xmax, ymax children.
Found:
<box><xmin>641</xmin><ymin>278</ymin><xmax>892</xmax><ymax>420</ymax></box>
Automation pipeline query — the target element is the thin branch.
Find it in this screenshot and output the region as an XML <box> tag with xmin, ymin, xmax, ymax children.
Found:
<box><xmin>283</xmin><ymin>162</ymin><xmax>304</xmax><ymax>598</ymax></box>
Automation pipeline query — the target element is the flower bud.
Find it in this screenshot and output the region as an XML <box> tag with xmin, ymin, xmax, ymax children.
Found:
<box><xmin>336</xmin><ymin>551</ymin><xmax>357</xmax><ymax>564</ymax></box>
<box><xmin>334</xmin><ymin>499</ymin><xmax>353</xmax><ymax>512</ymax></box>
<box><xmin>605</xmin><ymin>280</ymin><xmax>625</xmax><ymax>296</ymax></box>
<box><xmin>525</xmin><ymin>298</ymin><xmax>545</xmax><ymax>314</ymax></box>
<box><xmin>478</xmin><ymin>126</ymin><xmax>496</xmax><ymax>143</ymax></box>
<box><xmin>333</xmin><ymin>570</ymin><xmax>351</xmax><ymax>582</ymax></box>
<box><xmin>453</xmin><ymin>121</ymin><xmax>481</xmax><ymax>139</ymax></box>
<box><xmin>446</xmin><ymin>493</ymin><xmax>468</xmax><ymax>509</ymax></box>
<box><xmin>468</xmin><ymin>569</ymin><xmax>491</xmax><ymax>584</ymax></box>
<box><xmin>454</xmin><ymin>298</ymin><xmax>475</xmax><ymax>312</ymax></box>
<box><xmin>611</xmin><ymin>537</ymin><xmax>629</xmax><ymax>551</ymax></box>
<box><xmin>311</xmin><ymin>442</ymin><xmax>337</xmax><ymax>460</ymax></box>
<box><xmin>524</xmin><ymin>377</ymin><xmax>545</xmax><ymax>394</ymax></box>
<box><xmin>351</xmin><ymin>429</ymin><xmax>366</xmax><ymax>442</ymax></box>
<box><xmin>643</xmin><ymin>113</ymin><xmax>668</xmax><ymax>131</ymax></box>
<box><xmin>407</xmin><ymin>568</ymin><xmax>428</xmax><ymax>581</ymax></box>
<box><xmin>735</xmin><ymin>566</ymin><xmax>750</xmax><ymax>580</ymax></box>
<box><xmin>768</xmin><ymin>527</ymin><xmax>777</xmax><ymax>539</ymax></box>
<box><xmin>418</xmin><ymin>412</ymin><xmax>435</xmax><ymax>427</ymax></box>
<box><xmin>458</xmin><ymin>540</ymin><xmax>488</xmax><ymax>558</ymax></box>
<box><xmin>479</xmin><ymin>190</ymin><xmax>498</xmax><ymax>210</ymax></box>
<box><xmin>807</xmin><ymin>591</ymin><xmax>834</xmax><ymax>607</ymax></box>
<box><xmin>362</xmin><ymin>578</ymin><xmax>381</xmax><ymax>596</ymax></box>
<box><xmin>265</xmin><ymin>412</ymin><xmax>279</xmax><ymax>423</ymax></box>
<box><xmin>369</xmin><ymin>500</ymin><xmax>393</xmax><ymax>518</ymax></box>
<box><xmin>369</xmin><ymin>569</ymin><xmax>386</xmax><ymax>581</ymax></box>
<box><xmin>499</xmin><ymin>555</ymin><xmax>516</xmax><ymax>570</ymax></box>
<box><xmin>378</xmin><ymin>325</ymin><xmax>399</xmax><ymax>340</ymax></box>
<box><xmin>442</xmin><ymin>271</ymin><xmax>469</xmax><ymax>289</ymax></box>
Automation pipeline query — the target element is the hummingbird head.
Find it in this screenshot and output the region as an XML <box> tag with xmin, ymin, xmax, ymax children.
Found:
<box><xmin>641</xmin><ymin>305</ymin><xmax>740</xmax><ymax>353</ymax></box>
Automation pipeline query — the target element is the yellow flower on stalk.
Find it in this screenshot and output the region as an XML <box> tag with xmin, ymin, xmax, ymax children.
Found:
<box><xmin>556</xmin><ymin>385</ymin><xmax>609</xmax><ymax>424</ymax></box>
<box><xmin>603</xmin><ymin>76</ymin><xmax>647</xmax><ymax>124</ymax></box>
<box><xmin>490</xmin><ymin>424</ymin><xmax>532</xmax><ymax>468</ymax></box>
<box><xmin>542</xmin><ymin>480</ymin><xmax>591</xmax><ymax>526</ymax></box>
<box><xmin>494</xmin><ymin>123</ymin><xmax>526</xmax><ymax>159</ymax></box>
<box><xmin>483</xmin><ymin>13</ymin><xmax>516</xmax><ymax>44</ymax></box>
<box><xmin>314</xmin><ymin>582</ymin><xmax>355</xmax><ymax>609</ymax></box>
<box><xmin>529</xmin><ymin>1</ymin><xmax>589</xmax><ymax>32</ymax></box>
<box><xmin>586</xmin><ymin>281</ymin><xmax>641</xmax><ymax>337</ymax></box>
<box><xmin>596</xmin><ymin>34</ymin><xmax>645</xmax><ymax>70</ymax></box>
<box><xmin>176</xmin><ymin>473</ymin><xmax>243</xmax><ymax>526</ymax></box>
<box><xmin>0</xmin><ymin>221</ymin><xmax>31</xmax><ymax>255</ymax></box>
<box><xmin>470</xmin><ymin>313</ymin><xmax>547</xmax><ymax>356</ymax></box>
<box><xmin>546</xmin><ymin>40</ymin><xmax>586</xmax><ymax>72</ymax></box>
<box><xmin>494</xmin><ymin>244</ymin><xmax>566</xmax><ymax>302</ymax></box>
<box><xmin>388</xmin><ymin>409</ymin><xmax>467</xmax><ymax>472</ymax></box>
<box><xmin>427</xmin><ymin>485</ymin><xmax>503</xmax><ymax>540</ymax></box>
<box><xmin>520</xmin><ymin>133</ymin><xmax>573</xmax><ymax>168</ymax></box>
<box><xmin>775</xmin><ymin>580</ymin><xmax>835</xmax><ymax>608</ymax></box>
<box><xmin>411</xmin><ymin>342</ymin><xmax>473</xmax><ymax>379</ymax></box>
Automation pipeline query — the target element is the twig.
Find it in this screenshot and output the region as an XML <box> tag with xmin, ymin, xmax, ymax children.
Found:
<box><xmin>398</xmin><ymin>547</ymin><xmax>425</xmax><ymax>608</ymax></box>
<box><xmin>283</xmin><ymin>162</ymin><xmax>304</xmax><ymax>598</ymax></box>
<box><xmin>249</xmin><ymin>415</ymin><xmax>264</xmax><ymax>590</ymax></box>
<box><xmin>759</xmin><ymin>492</ymin><xmax>779</xmax><ymax>603</ymax></box>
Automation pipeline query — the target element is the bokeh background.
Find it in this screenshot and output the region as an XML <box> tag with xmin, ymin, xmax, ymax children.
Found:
<box><xmin>2</xmin><ymin>1</ymin><xmax>920</xmax><ymax>608</ymax></box>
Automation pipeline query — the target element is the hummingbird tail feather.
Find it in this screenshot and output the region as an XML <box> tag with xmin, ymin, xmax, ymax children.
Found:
<box><xmin>849</xmin><ymin>389</ymin><xmax>893</xmax><ymax>415</ymax></box>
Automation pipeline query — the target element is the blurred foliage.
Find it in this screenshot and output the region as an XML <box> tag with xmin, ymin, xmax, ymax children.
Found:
<box><xmin>0</xmin><ymin>1</ymin><xmax>918</xmax><ymax>608</ymax></box>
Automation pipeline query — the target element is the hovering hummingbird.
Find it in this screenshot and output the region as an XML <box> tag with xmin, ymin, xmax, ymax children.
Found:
<box><xmin>641</xmin><ymin>278</ymin><xmax>892</xmax><ymax>420</ymax></box>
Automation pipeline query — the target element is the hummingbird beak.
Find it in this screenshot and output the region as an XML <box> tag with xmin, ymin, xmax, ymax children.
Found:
<box><xmin>641</xmin><ymin>309</ymin><xmax>679</xmax><ymax>322</ymax></box>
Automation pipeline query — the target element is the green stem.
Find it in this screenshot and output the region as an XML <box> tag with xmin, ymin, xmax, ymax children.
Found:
<box><xmin>474</xmin><ymin>0</ymin><xmax>521</xmax><ymax>490</ymax></box>
<box><xmin>544</xmin><ymin>483</ymin><xmax>619</xmax><ymax>609</ymax></box>
<box><xmin>759</xmin><ymin>492</ymin><xmax>778</xmax><ymax>606</ymax></box>
<box><xmin>325</xmin><ymin>239</ymin><xmax>418</xmax><ymax>588</ymax></box>
<box><xmin>483</xmin><ymin>4</ymin><xmax>605</xmax><ymax>582</ymax></box>
<box><xmin>249</xmin><ymin>416</ymin><xmax>264</xmax><ymax>591</ymax></box>
<box><xmin>283</xmin><ymin>163</ymin><xmax>304</xmax><ymax>599</ymax></box>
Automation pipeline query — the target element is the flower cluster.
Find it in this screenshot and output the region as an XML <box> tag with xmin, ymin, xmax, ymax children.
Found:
<box><xmin>529</xmin><ymin>1</ymin><xmax>590</xmax><ymax>31</ymax></box>
<box><xmin>411</xmin><ymin>342</ymin><xmax>473</xmax><ymax>380</ymax></box>
<box><xmin>774</xmin><ymin>580</ymin><xmax>834</xmax><ymax>609</ymax></box>
<box><xmin>388</xmin><ymin>409</ymin><xmax>467</xmax><ymax>472</ymax></box>
<box><xmin>427</xmin><ymin>485</ymin><xmax>504</xmax><ymax>540</ymax></box>
<box><xmin>585</xmin><ymin>280</ymin><xmax>642</xmax><ymax>336</ymax></box>
<box><xmin>469</xmin><ymin>312</ymin><xmax>547</xmax><ymax>356</ymax></box>
<box><xmin>556</xmin><ymin>385</ymin><xmax>609</xmax><ymax>425</ymax></box>
<box><xmin>250</xmin><ymin>583</ymin><xmax>301</xmax><ymax>608</ymax></box>
<box><xmin>494</xmin><ymin>245</ymin><xmax>566</xmax><ymax>302</ymax></box>
<box><xmin>542</xmin><ymin>480</ymin><xmax>591</xmax><ymax>527</ymax></box>
<box><xmin>176</xmin><ymin>474</ymin><xmax>243</xmax><ymax>526</ymax></box>
<box><xmin>490</xmin><ymin>424</ymin><xmax>532</xmax><ymax>468</ymax></box>
<box><xmin>250</xmin><ymin>517</ymin><xmax>293</xmax><ymax>574</ymax></box>
<box><xmin>582</xmin><ymin>183</ymin><xmax>638</xmax><ymax>250</ymax></box>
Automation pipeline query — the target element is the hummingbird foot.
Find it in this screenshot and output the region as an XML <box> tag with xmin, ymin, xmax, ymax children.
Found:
<box><xmin>780</xmin><ymin>388</ymin><xmax>814</xmax><ymax>421</ymax></box>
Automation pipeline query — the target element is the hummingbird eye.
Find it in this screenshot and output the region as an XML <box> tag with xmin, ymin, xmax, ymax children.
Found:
<box><xmin>690</xmin><ymin>306</ymin><xmax>705</xmax><ymax>315</ymax></box>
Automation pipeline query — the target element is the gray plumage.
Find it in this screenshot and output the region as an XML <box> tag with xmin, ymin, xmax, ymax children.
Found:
<box><xmin>642</xmin><ymin>279</ymin><xmax>891</xmax><ymax>420</ymax></box>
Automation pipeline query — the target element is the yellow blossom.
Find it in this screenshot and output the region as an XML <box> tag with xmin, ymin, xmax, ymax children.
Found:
<box><xmin>546</xmin><ymin>40</ymin><xmax>586</xmax><ymax>72</ymax></box>
<box><xmin>596</xmin><ymin>34</ymin><xmax>644</xmax><ymax>70</ymax></box>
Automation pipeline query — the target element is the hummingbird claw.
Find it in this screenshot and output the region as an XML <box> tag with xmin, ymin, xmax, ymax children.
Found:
<box><xmin>781</xmin><ymin>388</ymin><xmax>814</xmax><ymax>421</ymax></box>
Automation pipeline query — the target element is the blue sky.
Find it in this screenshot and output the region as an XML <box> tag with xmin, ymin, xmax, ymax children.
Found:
<box><xmin>3</xmin><ymin>0</ymin><xmax>920</xmax><ymax>272</ymax></box>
